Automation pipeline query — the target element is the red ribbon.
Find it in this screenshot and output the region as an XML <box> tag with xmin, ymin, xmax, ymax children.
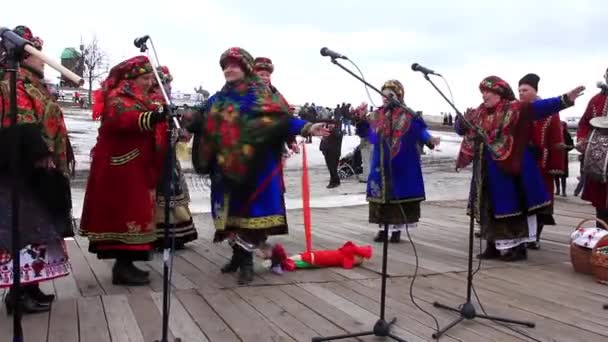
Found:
<box><xmin>301</xmin><ymin>141</ymin><xmax>312</xmax><ymax>252</ymax></box>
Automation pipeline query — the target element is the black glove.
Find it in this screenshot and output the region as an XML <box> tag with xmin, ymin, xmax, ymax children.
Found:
<box><xmin>149</xmin><ymin>105</ymin><xmax>169</xmax><ymax>126</ymax></box>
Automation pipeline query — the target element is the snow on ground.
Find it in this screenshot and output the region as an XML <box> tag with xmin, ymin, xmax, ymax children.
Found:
<box><xmin>64</xmin><ymin>108</ymin><xmax>583</xmax><ymax>219</ymax></box>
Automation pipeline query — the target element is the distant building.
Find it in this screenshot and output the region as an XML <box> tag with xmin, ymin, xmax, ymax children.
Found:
<box><xmin>60</xmin><ymin>47</ymin><xmax>84</xmax><ymax>87</ymax></box>
<box><xmin>171</xmin><ymin>91</ymin><xmax>205</xmax><ymax>107</ymax></box>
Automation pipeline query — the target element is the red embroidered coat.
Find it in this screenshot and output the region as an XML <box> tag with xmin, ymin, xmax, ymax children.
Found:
<box><xmin>578</xmin><ymin>92</ymin><xmax>608</xmax><ymax>208</ymax></box>
<box><xmin>79</xmin><ymin>85</ymin><xmax>167</xmax><ymax>248</ymax></box>
<box><xmin>530</xmin><ymin>112</ymin><xmax>565</xmax><ymax>198</ymax></box>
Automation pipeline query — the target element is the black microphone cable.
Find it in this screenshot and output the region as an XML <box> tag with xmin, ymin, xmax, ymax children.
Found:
<box><xmin>346</xmin><ymin>59</ymin><xmax>378</xmax><ymax>109</ymax></box>
<box><xmin>399</xmin><ymin>205</ymin><xmax>442</xmax><ymax>340</ymax></box>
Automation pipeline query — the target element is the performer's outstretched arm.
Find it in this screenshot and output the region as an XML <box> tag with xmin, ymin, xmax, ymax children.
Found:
<box><xmin>289</xmin><ymin>117</ymin><xmax>309</xmax><ymax>136</ymax></box>
<box><xmin>530</xmin><ymin>95</ymin><xmax>574</xmax><ymax>119</ymax></box>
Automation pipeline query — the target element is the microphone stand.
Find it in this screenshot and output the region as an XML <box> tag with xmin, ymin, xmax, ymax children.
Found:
<box><xmin>312</xmin><ymin>57</ymin><xmax>411</xmax><ymax>342</ymax></box>
<box><xmin>0</xmin><ymin>28</ymin><xmax>30</xmax><ymax>342</ymax></box>
<box><xmin>327</xmin><ymin>58</ymin><xmax>420</xmax><ymax>120</ymax></box>
<box><xmin>416</xmin><ymin>73</ymin><xmax>535</xmax><ymax>339</ymax></box>
<box><xmin>137</xmin><ymin>37</ymin><xmax>182</xmax><ymax>342</ymax></box>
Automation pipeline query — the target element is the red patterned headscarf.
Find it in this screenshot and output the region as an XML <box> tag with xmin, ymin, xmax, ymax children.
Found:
<box><xmin>13</xmin><ymin>25</ymin><xmax>43</xmax><ymax>50</ymax></box>
<box><xmin>92</xmin><ymin>55</ymin><xmax>153</xmax><ymax>120</ymax></box>
<box><xmin>12</xmin><ymin>25</ymin><xmax>43</xmax><ymax>62</ymax></box>
<box><xmin>456</xmin><ymin>76</ymin><xmax>525</xmax><ymax>171</ymax></box>
<box><xmin>254</xmin><ymin>57</ymin><xmax>274</xmax><ymax>73</ymax></box>
<box><xmin>479</xmin><ymin>76</ymin><xmax>515</xmax><ymax>101</ymax></box>
<box><xmin>220</xmin><ymin>47</ymin><xmax>254</xmax><ymax>75</ymax></box>
<box><xmin>369</xmin><ymin>80</ymin><xmax>411</xmax><ymax>158</ymax></box>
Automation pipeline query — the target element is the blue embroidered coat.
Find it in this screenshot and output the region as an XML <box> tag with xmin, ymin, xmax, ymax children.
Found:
<box><xmin>456</xmin><ymin>97</ymin><xmax>570</xmax><ymax>218</ymax></box>
<box><xmin>366</xmin><ymin>117</ymin><xmax>432</xmax><ymax>204</ymax></box>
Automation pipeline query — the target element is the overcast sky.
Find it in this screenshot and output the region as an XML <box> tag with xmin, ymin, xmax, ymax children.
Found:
<box><xmin>4</xmin><ymin>0</ymin><xmax>607</xmax><ymax>116</ymax></box>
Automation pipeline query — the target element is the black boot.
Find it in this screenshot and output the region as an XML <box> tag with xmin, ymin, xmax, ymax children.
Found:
<box><xmin>501</xmin><ymin>244</ymin><xmax>528</xmax><ymax>262</ymax></box>
<box><xmin>477</xmin><ymin>241</ymin><xmax>500</xmax><ymax>259</ymax></box>
<box><xmin>373</xmin><ymin>230</ymin><xmax>387</xmax><ymax>243</ymax></box>
<box><xmin>24</xmin><ymin>284</ymin><xmax>55</xmax><ymax>305</ymax></box>
<box><xmin>112</xmin><ymin>259</ymin><xmax>150</xmax><ymax>286</ymax></box>
<box><xmin>238</xmin><ymin>250</ymin><xmax>254</xmax><ymax>285</ymax></box>
<box><xmin>5</xmin><ymin>288</ymin><xmax>50</xmax><ymax>315</ymax></box>
<box><xmin>221</xmin><ymin>245</ymin><xmax>241</xmax><ymax>273</ymax></box>
<box><xmin>390</xmin><ymin>231</ymin><xmax>401</xmax><ymax>243</ymax></box>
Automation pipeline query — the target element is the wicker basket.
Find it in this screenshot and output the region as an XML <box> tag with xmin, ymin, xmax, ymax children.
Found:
<box><xmin>590</xmin><ymin>235</ymin><xmax>608</xmax><ymax>285</ymax></box>
<box><xmin>570</xmin><ymin>218</ymin><xmax>608</xmax><ymax>275</ymax></box>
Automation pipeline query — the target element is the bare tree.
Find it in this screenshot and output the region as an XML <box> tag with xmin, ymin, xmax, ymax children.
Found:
<box><xmin>82</xmin><ymin>36</ymin><xmax>109</xmax><ymax>107</ymax></box>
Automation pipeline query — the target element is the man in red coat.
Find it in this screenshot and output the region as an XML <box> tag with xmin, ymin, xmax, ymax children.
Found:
<box><xmin>518</xmin><ymin>73</ymin><xmax>566</xmax><ymax>249</ymax></box>
<box><xmin>80</xmin><ymin>56</ymin><xmax>168</xmax><ymax>286</ymax></box>
<box><xmin>577</xmin><ymin>68</ymin><xmax>608</xmax><ymax>223</ymax></box>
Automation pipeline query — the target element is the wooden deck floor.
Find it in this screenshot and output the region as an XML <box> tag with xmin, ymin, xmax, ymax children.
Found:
<box><xmin>1</xmin><ymin>198</ymin><xmax>607</xmax><ymax>342</ymax></box>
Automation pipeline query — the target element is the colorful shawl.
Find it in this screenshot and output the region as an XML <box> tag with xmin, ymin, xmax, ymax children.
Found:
<box><xmin>368</xmin><ymin>106</ymin><xmax>412</xmax><ymax>158</ymax></box>
<box><xmin>197</xmin><ymin>75</ymin><xmax>291</xmax><ymax>184</ymax></box>
<box><xmin>457</xmin><ymin>76</ymin><xmax>528</xmax><ymax>173</ymax></box>
<box><xmin>1</xmin><ymin>66</ymin><xmax>74</xmax><ymax>177</ymax></box>
<box><xmin>456</xmin><ymin>99</ymin><xmax>532</xmax><ymax>174</ymax></box>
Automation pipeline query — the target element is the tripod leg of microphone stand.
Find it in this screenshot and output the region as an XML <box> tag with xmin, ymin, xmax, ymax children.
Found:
<box><xmin>432</xmin><ymin>316</ymin><xmax>465</xmax><ymax>339</ymax></box>
<box><xmin>432</xmin><ymin>302</ymin><xmax>461</xmax><ymax>314</ymax></box>
<box><xmin>476</xmin><ymin>313</ymin><xmax>535</xmax><ymax>327</ymax></box>
<box><xmin>311</xmin><ymin>330</ymin><xmax>375</xmax><ymax>341</ymax></box>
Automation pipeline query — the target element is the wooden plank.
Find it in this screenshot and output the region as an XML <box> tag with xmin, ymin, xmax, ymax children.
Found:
<box><xmin>297</xmin><ymin>283</ymin><xmax>426</xmax><ymax>342</ymax></box>
<box><xmin>0</xmin><ymin>301</ymin><xmax>10</xmax><ymax>342</ymax></box>
<box><xmin>262</xmin><ymin>285</ymin><xmax>347</xmax><ymax>337</ymax></box>
<box><xmin>197</xmin><ymin>287</ymin><xmax>293</xmax><ymax>341</ymax></box>
<box><xmin>65</xmin><ymin>239</ymin><xmax>103</xmax><ymax>297</ymax></box>
<box><xmin>235</xmin><ymin>286</ymin><xmax>318</xmax><ymax>341</ymax></box>
<box><xmin>74</xmin><ymin>237</ymin><xmax>131</xmax><ymax>295</ymax></box>
<box><xmin>53</xmin><ymin>272</ymin><xmax>80</xmax><ymax>300</ymax></box>
<box><xmin>145</xmin><ymin>254</ymin><xmax>196</xmax><ymax>290</ymax></box>
<box><xmin>176</xmin><ymin>289</ymin><xmax>239</xmax><ymax>342</ymax></box>
<box><xmin>78</xmin><ymin>296</ymin><xmax>111</xmax><ymax>342</ymax></box>
<box><xmin>102</xmin><ymin>294</ymin><xmax>145</xmax><ymax>342</ymax></box>
<box><xmin>150</xmin><ymin>291</ymin><xmax>209</xmax><ymax>342</ymax></box>
<box><xmin>358</xmin><ymin>277</ymin><xmax>527</xmax><ymax>341</ymax></box>
<box><xmin>21</xmin><ymin>309</ymin><xmax>50</xmax><ymax>342</ymax></box>
<box><xmin>320</xmin><ymin>281</ymin><xmax>460</xmax><ymax>342</ymax></box>
<box><xmin>48</xmin><ymin>298</ymin><xmax>79</xmax><ymax>342</ymax></box>
<box><xmin>128</xmin><ymin>291</ymin><xmax>176</xmax><ymax>342</ymax></box>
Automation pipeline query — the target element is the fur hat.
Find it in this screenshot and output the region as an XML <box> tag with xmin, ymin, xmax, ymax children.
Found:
<box><xmin>254</xmin><ymin>57</ymin><xmax>274</xmax><ymax>73</ymax></box>
<box><xmin>518</xmin><ymin>73</ymin><xmax>540</xmax><ymax>91</ymax></box>
<box><xmin>220</xmin><ymin>47</ymin><xmax>254</xmax><ymax>75</ymax></box>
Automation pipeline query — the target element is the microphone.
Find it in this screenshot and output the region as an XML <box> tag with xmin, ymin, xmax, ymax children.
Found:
<box><xmin>0</xmin><ymin>27</ymin><xmax>31</xmax><ymax>51</ymax></box>
<box><xmin>133</xmin><ymin>35</ymin><xmax>150</xmax><ymax>49</ymax></box>
<box><xmin>411</xmin><ymin>63</ymin><xmax>441</xmax><ymax>76</ymax></box>
<box><xmin>597</xmin><ymin>81</ymin><xmax>608</xmax><ymax>91</ymax></box>
<box><xmin>320</xmin><ymin>47</ymin><xmax>347</xmax><ymax>60</ymax></box>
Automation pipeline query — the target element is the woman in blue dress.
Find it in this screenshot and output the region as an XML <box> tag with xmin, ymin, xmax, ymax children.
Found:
<box><xmin>195</xmin><ymin>47</ymin><xmax>329</xmax><ymax>284</ymax></box>
<box><xmin>455</xmin><ymin>76</ymin><xmax>584</xmax><ymax>261</ymax></box>
<box><xmin>366</xmin><ymin>80</ymin><xmax>440</xmax><ymax>243</ymax></box>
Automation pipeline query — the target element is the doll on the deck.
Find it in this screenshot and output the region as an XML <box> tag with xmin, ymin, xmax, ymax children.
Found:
<box><xmin>257</xmin><ymin>241</ymin><xmax>373</xmax><ymax>274</ymax></box>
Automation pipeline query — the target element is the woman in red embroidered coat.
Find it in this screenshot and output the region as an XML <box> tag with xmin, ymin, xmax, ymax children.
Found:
<box><xmin>577</xmin><ymin>68</ymin><xmax>608</xmax><ymax>223</ymax></box>
<box><xmin>0</xmin><ymin>26</ymin><xmax>73</xmax><ymax>314</ymax></box>
<box><xmin>80</xmin><ymin>56</ymin><xmax>168</xmax><ymax>286</ymax></box>
<box><xmin>518</xmin><ymin>73</ymin><xmax>565</xmax><ymax>249</ymax></box>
